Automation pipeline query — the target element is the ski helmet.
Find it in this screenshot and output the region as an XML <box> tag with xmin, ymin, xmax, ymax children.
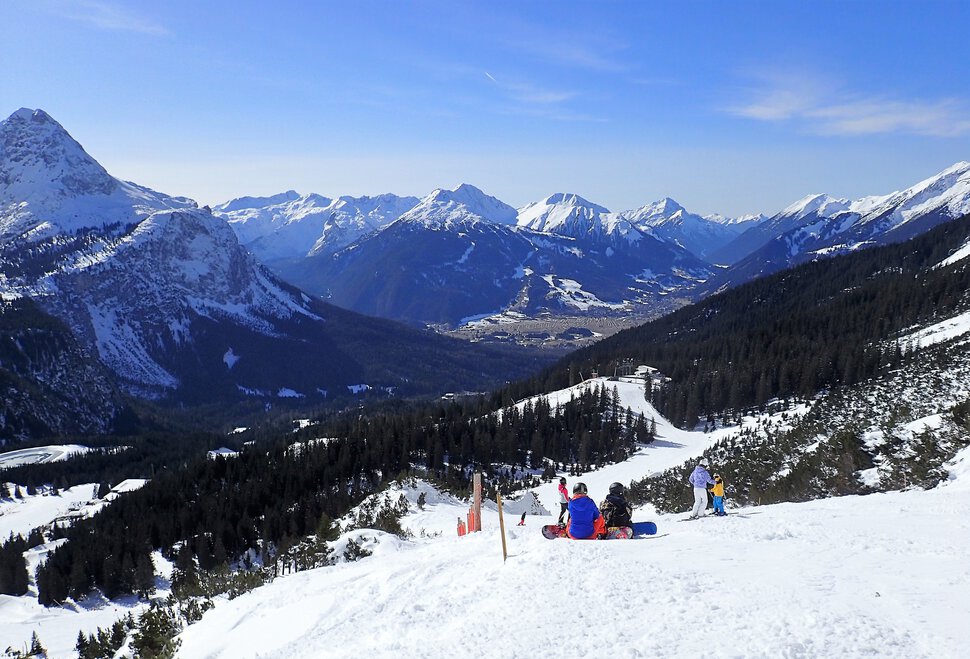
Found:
<box><xmin>609</xmin><ymin>482</ymin><xmax>624</xmax><ymax>496</ymax></box>
<box><xmin>559</xmin><ymin>477</ymin><xmax>567</xmax><ymax>485</ymax></box>
<box><xmin>572</xmin><ymin>482</ymin><xmax>588</xmax><ymax>495</ymax></box>
<box><xmin>699</xmin><ymin>457</ymin><xmax>710</xmax><ymax>467</ymax></box>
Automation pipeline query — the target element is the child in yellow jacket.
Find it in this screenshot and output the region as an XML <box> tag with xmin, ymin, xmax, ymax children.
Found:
<box><xmin>712</xmin><ymin>474</ymin><xmax>726</xmax><ymax>516</ymax></box>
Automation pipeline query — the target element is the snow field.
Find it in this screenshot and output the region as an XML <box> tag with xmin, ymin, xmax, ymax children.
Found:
<box><xmin>0</xmin><ymin>483</ymin><xmax>98</xmax><ymax>539</ymax></box>
<box><xmin>0</xmin><ymin>444</ymin><xmax>92</xmax><ymax>470</ymax></box>
<box><xmin>176</xmin><ymin>430</ymin><xmax>970</xmax><ymax>659</ymax></box>
<box><xmin>177</xmin><ymin>482</ymin><xmax>970</xmax><ymax>658</ymax></box>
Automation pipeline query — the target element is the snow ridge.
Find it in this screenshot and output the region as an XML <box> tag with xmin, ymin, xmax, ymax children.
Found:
<box><xmin>396</xmin><ymin>183</ymin><xmax>518</xmax><ymax>228</ymax></box>
<box><xmin>215</xmin><ymin>191</ymin><xmax>421</xmax><ymax>259</ymax></box>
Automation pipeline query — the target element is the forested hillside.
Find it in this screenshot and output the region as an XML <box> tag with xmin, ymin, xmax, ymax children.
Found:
<box><xmin>29</xmin><ymin>382</ymin><xmax>650</xmax><ymax>605</ymax></box>
<box><xmin>506</xmin><ymin>213</ymin><xmax>970</xmax><ymax>427</ymax></box>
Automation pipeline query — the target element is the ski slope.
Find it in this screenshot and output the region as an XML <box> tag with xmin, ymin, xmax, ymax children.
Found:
<box><xmin>0</xmin><ymin>481</ymin><xmax>153</xmax><ymax>657</ymax></box>
<box><xmin>0</xmin><ymin>444</ymin><xmax>91</xmax><ymax>469</ymax></box>
<box><xmin>178</xmin><ymin>446</ymin><xmax>970</xmax><ymax>658</ymax></box>
<box><xmin>2</xmin><ymin>377</ymin><xmax>963</xmax><ymax>658</ymax></box>
<box><xmin>514</xmin><ymin>376</ymin><xmax>805</xmax><ymax>515</ymax></box>
<box><xmin>176</xmin><ymin>382</ymin><xmax>963</xmax><ymax>659</ymax></box>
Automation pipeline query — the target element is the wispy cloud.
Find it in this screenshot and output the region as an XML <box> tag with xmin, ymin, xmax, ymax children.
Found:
<box><xmin>503</xmin><ymin>80</ymin><xmax>578</xmax><ymax>106</ymax></box>
<box><xmin>51</xmin><ymin>0</ymin><xmax>169</xmax><ymax>36</ymax></box>
<box><xmin>515</xmin><ymin>39</ymin><xmax>629</xmax><ymax>73</ymax></box>
<box><xmin>481</xmin><ymin>72</ymin><xmax>593</xmax><ymax>121</ymax></box>
<box><xmin>728</xmin><ymin>72</ymin><xmax>970</xmax><ymax>137</ymax></box>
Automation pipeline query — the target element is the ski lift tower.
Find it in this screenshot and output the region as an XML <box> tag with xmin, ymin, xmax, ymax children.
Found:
<box><xmin>615</xmin><ymin>358</ymin><xmax>636</xmax><ymax>378</ymax></box>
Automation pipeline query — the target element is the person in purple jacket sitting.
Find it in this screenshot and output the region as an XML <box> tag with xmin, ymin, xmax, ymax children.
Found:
<box><xmin>688</xmin><ymin>457</ymin><xmax>716</xmax><ymax>519</ymax></box>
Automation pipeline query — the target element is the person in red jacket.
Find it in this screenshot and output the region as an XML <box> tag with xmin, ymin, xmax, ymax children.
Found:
<box><xmin>557</xmin><ymin>477</ymin><xmax>570</xmax><ymax>527</ymax></box>
<box><xmin>566</xmin><ymin>482</ymin><xmax>607</xmax><ymax>539</ymax></box>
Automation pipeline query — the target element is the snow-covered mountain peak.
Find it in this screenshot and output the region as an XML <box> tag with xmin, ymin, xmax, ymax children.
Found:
<box><xmin>650</xmin><ymin>196</ymin><xmax>686</xmax><ymax>216</ymax></box>
<box><xmin>516</xmin><ymin>192</ymin><xmax>614</xmax><ymax>235</ymax></box>
<box><xmin>900</xmin><ymin>160</ymin><xmax>970</xmax><ymax>205</ymax></box>
<box><xmin>213</xmin><ymin>191</ymin><xmax>303</xmax><ymax>214</ymax></box>
<box><xmin>704</xmin><ymin>212</ymin><xmax>769</xmax><ymax>226</ymax></box>
<box><xmin>0</xmin><ymin>109</ymin><xmax>194</xmax><ymax>242</ymax></box>
<box><xmin>398</xmin><ymin>184</ymin><xmax>518</xmax><ymax>227</ymax></box>
<box><xmin>216</xmin><ymin>190</ymin><xmax>420</xmax><ymax>259</ymax></box>
<box><xmin>0</xmin><ymin>107</ymin><xmax>116</xmax><ymax>202</ymax></box>
<box><xmin>539</xmin><ymin>192</ymin><xmax>608</xmax><ymax>210</ymax></box>
<box><xmin>778</xmin><ymin>193</ymin><xmax>850</xmax><ymax>220</ymax></box>
<box><xmin>848</xmin><ymin>161</ymin><xmax>970</xmax><ymax>229</ymax></box>
<box><xmin>620</xmin><ymin>197</ymin><xmax>692</xmax><ymax>226</ymax></box>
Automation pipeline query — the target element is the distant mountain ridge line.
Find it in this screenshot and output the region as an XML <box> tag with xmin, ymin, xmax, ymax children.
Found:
<box><xmin>0</xmin><ymin>107</ymin><xmax>548</xmax><ymax>440</ymax></box>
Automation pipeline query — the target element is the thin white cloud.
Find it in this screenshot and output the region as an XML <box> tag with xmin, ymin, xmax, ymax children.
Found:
<box><xmin>809</xmin><ymin>98</ymin><xmax>970</xmax><ymax>137</ymax></box>
<box><xmin>476</xmin><ymin>70</ymin><xmax>593</xmax><ymax>119</ymax></box>
<box><xmin>729</xmin><ymin>72</ymin><xmax>970</xmax><ymax>137</ymax></box>
<box><xmin>516</xmin><ymin>39</ymin><xmax>628</xmax><ymax>73</ymax></box>
<box><xmin>504</xmin><ymin>81</ymin><xmax>578</xmax><ymax>105</ymax></box>
<box><xmin>52</xmin><ymin>0</ymin><xmax>169</xmax><ymax>36</ymax></box>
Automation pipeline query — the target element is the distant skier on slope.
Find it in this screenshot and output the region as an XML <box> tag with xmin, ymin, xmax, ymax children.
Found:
<box><xmin>567</xmin><ymin>482</ymin><xmax>607</xmax><ymax>539</ymax></box>
<box><xmin>557</xmin><ymin>477</ymin><xmax>570</xmax><ymax>527</ymax></box>
<box><xmin>688</xmin><ymin>458</ymin><xmax>716</xmax><ymax>519</ymax></box>
<box><xmin>599</xmin><ymin>482</ymin><xmax>633</xmax><ymax>530</ymax></box>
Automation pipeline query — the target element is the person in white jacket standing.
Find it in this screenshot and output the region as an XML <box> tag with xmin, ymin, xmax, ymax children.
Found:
<box><xmin>688</xmin><ymin>458</ymin><xmax>716</xmax><ymax>519</ymax></box>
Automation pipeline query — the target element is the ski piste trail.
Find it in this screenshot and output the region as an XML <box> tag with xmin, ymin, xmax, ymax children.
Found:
<box><xmin>175</xmin><ymin>378</ymin><xmax>969</xmax><ymax>658</ymax></box>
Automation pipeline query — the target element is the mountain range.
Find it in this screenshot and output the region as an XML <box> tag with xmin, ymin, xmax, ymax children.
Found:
<box><xmin>219</xmin><ymin>160</ymin><xmax>970</xmax><ymax>333</ymax></box>
<box><xmin>267</xmin><ymin>186</ymin><xmax>712</xmax><ymax>327</ymax></box>
<box><xmin>704</xmin><ymin>161</ymin><xmax>970</xmax><ymax>291</ymax></box>
<box><xmin>2</xmin><ymin>106</ymin><xmax>969</xmax><ymax>439</ymax></box>
<box><xmin>0</xmin><ymin>109</ymin><xmax>544</xmax><ymax>439</ymax></box>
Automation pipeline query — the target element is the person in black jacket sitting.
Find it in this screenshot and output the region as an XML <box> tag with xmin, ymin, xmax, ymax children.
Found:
<box><xmin>600</xmin><ymin>482</ymin><xmax>633</xmax><ymax>529</ymax></box>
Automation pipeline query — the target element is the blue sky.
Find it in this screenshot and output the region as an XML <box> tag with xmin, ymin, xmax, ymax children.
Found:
<box><xmin>2</xmin><ymin>0</ymin><xmax>969</xmax><ymax>216</ymax></box>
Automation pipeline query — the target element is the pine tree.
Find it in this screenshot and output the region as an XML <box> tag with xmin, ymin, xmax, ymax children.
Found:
<box><xmin>132</xmin><ymin>604</ymin><xmax>181</xmax><ymax>658</ymax></box>
<box><xmin>29</xmin><ymin>630</ymin><xmax>46</xmax><ymax>657</ymax></box>
<box><xmin>75</xmin><ymin>630</ymin><xmax>88</xmax><ymax>657</ymax></box>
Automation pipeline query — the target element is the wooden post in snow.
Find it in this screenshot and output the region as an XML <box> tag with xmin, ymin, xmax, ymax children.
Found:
<box><xmin>496</xmin><ymin>491</ymin><xmax>508</xmax><ymax>563</ymax></box>
<box><xmin>472</xmin><ymin>472</ymin><xmax>482</xmax><ymax>532</ymax></box>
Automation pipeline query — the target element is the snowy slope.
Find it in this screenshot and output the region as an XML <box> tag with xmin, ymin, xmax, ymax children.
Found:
<box><xmin>0</xmin><ymin>480</ymin><xmax>154</xmax><ymax>657</ymax></box>
<box><xmin>511</xmin><ymin>376</ymin><xmax>807</xmax><ymax>507</ymax></box>
<box><xmin>0</xmin><ymin>483</ymin><xmax>97</xmax><ymax>539</ymax></box>
<box><xmin>899</xmin><ymin>310</ymin><xmax>970</xmax><ymax>348</ymax></box>
<box><xmin>0</xmin><ymin>444</ymin><xmax>91</xmax><ymax>470</ymax></box>
<box><xmin>851</xmin><ymin>160</ymin><xmax>970</xmax><ymax>232</ymax></box>
<box><xmin>176</xmin><ymin>451</ymin><xmax>970</xmax><ymax>658</ymax></box>
<box><xmin>0</xmin><ymin>479</ymin><xmax>145</xmax><ymax>540</ymax></box>
<box><xmin>935</xmin><ymin>236</ymin><xmax>970</xmax><ymax>268</ymax></box>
